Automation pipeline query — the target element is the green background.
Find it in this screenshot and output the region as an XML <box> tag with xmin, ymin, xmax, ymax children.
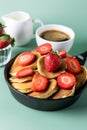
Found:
<box><xmin>0</xmin><ymin>0</ymin><xmax>87</xmax><ymax>130</ymax></box>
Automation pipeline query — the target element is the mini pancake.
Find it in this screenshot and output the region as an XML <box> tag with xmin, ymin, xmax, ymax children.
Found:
<box><xmin>52</xmin><ymin>86</ymin><xmax>75</xmax><ymax>99</ymax></box>
<box><xmin>75</xmin><ymin>66</ymin><xmax>87</xmax><ymax>90</ymax></box>
<box><xmin>11</xmin><ymin>81</ymin><xmax>32</xmax><ymax>93</ymax></box>
<box><xmin>9</xmin><ymin>76</ymin><xmax>33</xmax><ymax>83</ymax></box>
<box><xmin>10</xmin><ymin>51</ymin><xmax>41</xmax><ymax>76</ymax></box>
<box><xmin>28</xmin><ymin>79</ymin><xmax>58</xmax><ymax>99</ymax></box>
<box><xmin>37</xmin><ymin>55</ymin><xmax>66</xmax><ymax>79</ymax></box>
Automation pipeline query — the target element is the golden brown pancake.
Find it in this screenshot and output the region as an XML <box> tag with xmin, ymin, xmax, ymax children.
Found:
<box><xmin>37</xmin><ymin>55</ymin><xmax>66</xmax><ymax>79</ymax></box>
<box><xmin>52</xmin><ymin>86</ymin><xmax>75</xmax><ymax>99</ymax></box>
<box><xmin>75</xmin><ymin>66</ymin><xmax>87</xmax><ymax>90</ymax></box>
<box><xmin>10</xmin><ymin>51</ymin><xmax>41</xmax><ymax>76</ymax></box>
<box><xmin>12</xmin><ymin>81</ymin><xmax>32</xmax><ymax>93</ymax></box>
<box><xmin>9</xmin><ymin>76</ymin><xmax>33</xmax><ymax>83</ymax></box>
<box><xmin>28</xmin><ymin>79</ymin><xmax>58</xmax><ymax>99</ymax></box>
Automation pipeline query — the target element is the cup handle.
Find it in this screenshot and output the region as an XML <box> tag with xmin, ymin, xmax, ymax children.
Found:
<box><xmin>32</xmin><ymin>19</ymin><xmax>44</xmax><ymax>38</ymax></box>
<box><xmin>33</xmin><ymin>19</ymin><xmax>44</xmax><ymax>26</ymax></box>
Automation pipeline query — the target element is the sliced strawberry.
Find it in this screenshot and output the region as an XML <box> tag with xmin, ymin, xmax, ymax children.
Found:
<box><xmin>59</xmin><ymin>50</ymin><xmax>67</xmax><ymax>58</ymax></box>
<box><xmin>44</xmin><ymin>52</ymin><xmax>62</xmax><ymax>72</ymax></box>
<box><xmin>31</xmin><ymin>74</ymin><xmax>48</xmax><ymax>92</ymax></box>
<box><xmin>36</xmin><ymin>43</ymin><xmax>52</xmax><ymax>54</ymax></box>
<box><xmin>57</xmin><ymin>72</ymin><xmax>76</xmax><ymax>89</ymax></box>
<box><xmin>16</xmin><ymin>68</ymin><xmax>34</xmax><ymax>78</ymax></box>
<box><xmin>64</xmin><ymin>57</ymin><xmax>81</xmax><ymax>74</ymax></box>
<box><xmin>17</xmin><ymin>52</ymin><xmax>35</xmax><ymax>66</ymax></box>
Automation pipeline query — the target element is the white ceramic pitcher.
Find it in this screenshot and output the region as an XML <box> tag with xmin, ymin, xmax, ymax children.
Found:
<box><xmin>1</xmin><ymin>11</ymin><xmax>43</xmax><ymax>46</ymax></box>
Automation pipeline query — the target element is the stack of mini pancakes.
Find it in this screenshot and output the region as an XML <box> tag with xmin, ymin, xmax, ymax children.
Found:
<box><xmin>9</xmin><ymin>50</ymin><xmax>87</xmax><ymax>99</ymax></box>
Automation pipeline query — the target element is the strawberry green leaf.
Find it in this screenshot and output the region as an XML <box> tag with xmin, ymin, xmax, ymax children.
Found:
<box><xmin>1</xmin><ymin>35</ymin><xmax>9</xmax><ymax>42</ymax></box>
<box><xmin>50</xmin><ymin>50</ymin><xmax>57</xmax><ymax>55</ymax></box>
<box><xmin>10</xmin><ymin>38</ymin><xmax>15</xmax><ymax>47</ymax></box>
<box><xmin>0</xmin><ymin>23</ymin><xmax>5</xmax><ymax>28</ymax></box>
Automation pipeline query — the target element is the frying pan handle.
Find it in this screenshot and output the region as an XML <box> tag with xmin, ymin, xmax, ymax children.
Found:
<box><xmin>76</xmin><ymin>51</ymin><xmax>87</xmax><ymax>65</ymax></box>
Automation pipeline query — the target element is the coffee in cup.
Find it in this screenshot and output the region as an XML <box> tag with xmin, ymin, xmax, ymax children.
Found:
<box><xmin>35</xmin><ymin>24</ymin><xmax>75</xmax><ymax>52</ymax></box>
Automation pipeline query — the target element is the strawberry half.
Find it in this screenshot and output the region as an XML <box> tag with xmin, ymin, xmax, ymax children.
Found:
<box><xmin>44</xmin><ymin>52</ymin><xmax>62</xmax><ymax>72</ymax></box>
<box><xmin>36</xmin><ymin>43</ymin><xmax>52</xmax><ymax>54</ymax></box>
<box><xmin>57</xmin><ymin>72</ymin><xmax>76</xmax><ymax>89</ymax></box>
<box><xmin>17</xmin><ymin>52</ymin><xmax>35</xmax><ymax>66</ymax></box>
<box><xmin>31</xmin><ymin>74</ymin><xmax>48</xmax><ymax>92</ymax></box>
<box><xmin>64</xmin><ymin>57</ymin><xmax>81</xmax><ymax>74</ymax></box>
<box><xmin>16</xmin><ymin>68</ymin><xmax>34</xmax><ymax>78</ymax></box>
<box><xmin>0</xmin><ymin>34</ymin><xmax>15</xmax><ymax>49</ymax></box>
<box><xmin>59</xmin><ymin>50</ymin><xmax>67</xmax><ymax>58</ymax></box>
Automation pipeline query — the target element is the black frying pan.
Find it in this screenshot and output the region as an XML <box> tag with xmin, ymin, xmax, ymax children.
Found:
<box><xmin>4</xmin><ymin>51</ymin><xmax>87</xmax><ymax>111</ymax></box>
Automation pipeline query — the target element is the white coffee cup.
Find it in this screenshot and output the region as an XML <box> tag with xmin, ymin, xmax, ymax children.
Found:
<box><xmin>35</xmin><ymin>24</ymin><xmax>75</xmax><ymax>52</ymax></box>
<box><xmin>2</xmin><ymin>11</ymin><xmax>43</xmax><ymax>46</ymax></box>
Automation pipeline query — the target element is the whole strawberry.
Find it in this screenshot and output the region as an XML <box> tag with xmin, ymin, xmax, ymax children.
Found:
<box><xmin>44</xmin><ymin>52</ymin><xmax>62</xmax><ymax>72</ymax></box>
<box><xmin>0</xmin><ymin>34</ymin><xmax>15</xmax><ymax>49</ymax></box>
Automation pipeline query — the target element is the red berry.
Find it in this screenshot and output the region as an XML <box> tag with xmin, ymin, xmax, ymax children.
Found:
<box><xmin>59</xmin><ymin>50</ymin><xmax>67</xmax><ymax>58</ymax></box>
<box><xmin>64</xmin><ymin>57</ymin><xmax>81</xmax><ymax>74</ymax></box>
<box><xmin>17</xmin><ymin>52</ymin><xmax>35</xmax><ymax>66</ymax></box>
<box><xmin>36</xmin><ymin>43</ymin><xmax>52</xmax><ymax>54</ymax></box>
<box><xmin>0</xmin><ymin>34</ymin><xmax>13</xmax><ymax>49</ymax></box>
<box><xmin>0</xmin><ymin>23</ymin><xmax>5</xmax><ymax>34</ymax></box>
<box><xmin>44</xmin><ymin>52</ymin><xmax>62</xmax><ymax>72</ymax></box>
<box><xmin>57</xmin><ymin>72</ymin><xmax>76</xmax><ymax>89</ymax></box>
<box><xmin>31</xmin><ymin>74</ymin><xmax>48</xmax><ymax>92</ymax></box>
<box><xmin>0</xmin><ymin>26</ymin><xmax>3</xmax><ymax>34</ymax></box>
<box><xmin>16</xmin><ymin>68</ymin><xmax>34</xmax><ymax>78</ymax></box>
